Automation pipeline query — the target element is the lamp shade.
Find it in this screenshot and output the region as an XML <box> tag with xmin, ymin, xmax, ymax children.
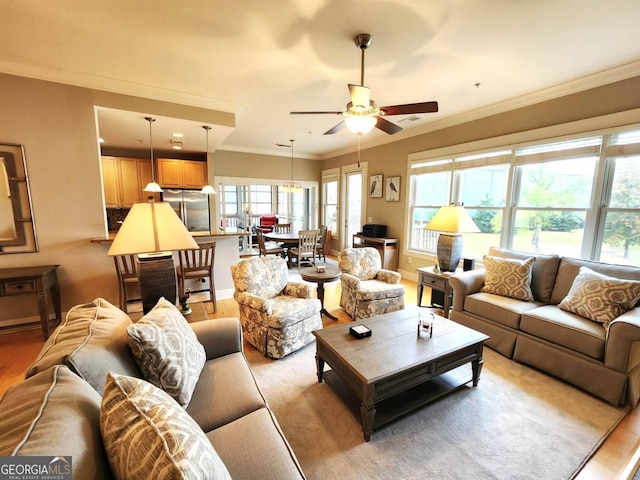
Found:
<box><xmin>200</xmin><ymin>184</ymin><xmax>216</xmax><ymax>195</ymax></box>
<box><xmin>424</xmin><ymin>204</ymin><xmax>480</xmax><ymax>272</ymax></box>
<box><xmin>108</xmin><ymin>202</ymin><xmax>198</xmax><ymax>256</ymax></box>
<box><xmin>424</xmin><ymin>205</ymin><xmax>480</xmax><ymax>233</ymax></box>
<box><xmin>143</xmin><ymin>181</ymin><xmax>163</xmax><ymax>193</ymax></box>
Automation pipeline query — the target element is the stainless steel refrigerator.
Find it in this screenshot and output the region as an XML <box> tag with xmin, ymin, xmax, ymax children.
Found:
<box><xmin>162</xmin><ymin>189</ymin><xmax>211</xmax><ymax>233</ymax></box>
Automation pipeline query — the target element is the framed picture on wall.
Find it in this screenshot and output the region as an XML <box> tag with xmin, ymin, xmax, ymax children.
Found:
<box><xmin>386</xmin><ymin>176</ymin><xmax>400</xmax><ymax>201</ymax></box>
<box><xmin>369</xmin><ymin>174</ymin><xmax>383</xmax><ymax>198</ymax></box>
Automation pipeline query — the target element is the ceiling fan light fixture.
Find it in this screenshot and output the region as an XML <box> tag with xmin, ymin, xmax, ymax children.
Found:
<box><xmin>345</xmin><ymin>114</ymin><xmax>377</xmax><ymax>135</ymax></box>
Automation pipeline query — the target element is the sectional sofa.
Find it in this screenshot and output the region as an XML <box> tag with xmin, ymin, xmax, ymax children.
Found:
<box><xmin>0</xmin><ymin>298</ymin><xmax>306</xmax><ymax>479</ymax></box>
<box><xmin>450</xmin><ymin>247</ymin><xmax>640</xmax><ymax>406</ymax></box>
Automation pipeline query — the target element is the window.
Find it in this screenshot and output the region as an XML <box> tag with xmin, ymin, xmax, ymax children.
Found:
<box><xmin>217</xmin><ymin>177</ymin><xmax>318</xmax><ymax>235</ymax></box>
<box><xmin>408</xmin><ymin>152</ymin><xmax>510</xmax><ymax>260</ymax></box>
<box><xmin>457</xmin><ymin>163</ymin><xmax>509</xmax><ymax>261</ymax></box>
<box><xmin>250</xmin><ymin>185</ymin><xmax>274</xmax><ymax>215</ymax></box>
<box><xmin>408</xmin><ymin>169</ymin><xmax>450</xmax><ymax>252</ymax></box>
<box><xmin>322</xmin><ymin>171</ymin><xmax>338</xmax><ymax>234</ymax></box>
<box><xmin>406</xmin><ymin>126</ymin><xmax>640</xmax><ymax>265</ymax></box>
<box><xmin>599</xmin><ymin>132</ymin><xmax>640</xmax><ymax>265</ymax></box>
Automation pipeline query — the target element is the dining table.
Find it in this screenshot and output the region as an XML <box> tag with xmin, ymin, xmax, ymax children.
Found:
<box><xmin>263</xmin><ymin>231</ymin><xmax>301</xmax><ymax>249</ymax></box>
<box><xmin>264</xmin><ymin>231</ymin><xmax>310</xmax><ymax>268</ymax></box>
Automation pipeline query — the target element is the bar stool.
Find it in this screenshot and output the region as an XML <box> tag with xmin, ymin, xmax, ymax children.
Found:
<box><xmin>177</xmin><ymin>242</ymin><xmax>217</xmax><ymax>313</ymax></box>
<box><xmin>113</xmin><ymin>254</ymin><xmax>140</xmax><ymax>312</ymax></box>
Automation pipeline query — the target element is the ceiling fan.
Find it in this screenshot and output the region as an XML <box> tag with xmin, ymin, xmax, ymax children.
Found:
<box><xmin>291</xmin><ymin>33</ymin><xmax>438</xmax><ymax>136</ymax></box>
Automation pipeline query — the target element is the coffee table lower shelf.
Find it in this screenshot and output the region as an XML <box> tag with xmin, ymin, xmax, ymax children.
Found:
<box><xmin>322</xmin><ymin>365</ymin><xmax>473</xmax><ymax>437</ymax></box>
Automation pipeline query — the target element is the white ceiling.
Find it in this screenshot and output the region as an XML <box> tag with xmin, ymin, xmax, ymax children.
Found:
<box><xmin>2</xmin><ymin>1</ymin><xmax>640</xmax><ymax>159</ymax></box>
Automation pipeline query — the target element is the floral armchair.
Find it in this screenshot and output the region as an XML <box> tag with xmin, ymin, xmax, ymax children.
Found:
<box><xmin>338</xmin><ymin>247</ymin><xmax>405</xmax><ymax>321</ymax></box>
<box><xmin>231</xmin><ymin>256</ymin><xmax>322</xmax><ymax>358</ymax></box>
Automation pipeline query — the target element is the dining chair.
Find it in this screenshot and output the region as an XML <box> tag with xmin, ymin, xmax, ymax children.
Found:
<box><xmin>177</xmin><ymin>242</ymin><xmax>217</xmax><ymax>313</ymax></box>
<box><xmin>288</xmin><ymin>229</ymin><xmax>319</xmax><ymax>272</ymax></box>
<box><xmin>316</xmin><ymin>225</ymin><xmax>328</xmax><ymax>262</ymax></box>
<box><xmin>257</xmin><ymin>215</ymin><xmax>277</xmax><ymax>233</ymax></box>
<box><xmin>256</xmin><ymin>229</ymin><xmax>286</xmax><ymax>258</ymax></box>
<box><xmin>113</xmin><ymin>254</ymin><xmax>140</xmax><ymax>312</ymax></box>
<box><xmin>274</xmin><ymin>223</ymin><xmax>291</xmax><ymax>233</ymax></box>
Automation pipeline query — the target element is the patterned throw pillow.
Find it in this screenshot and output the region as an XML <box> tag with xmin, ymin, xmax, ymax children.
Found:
<box><xmin>558</xmin><ymin>266</ymin><xmax>640</xmax><ymax>327</ymax></box>
<box><xmin>127</xmin><ymin>297</ymin><xmax>205</xmax><ymax>407</ymax></box>
<box><xmin>101</xmin><ymin>373</ymin><xmax>231</xmax><ymax>480</ymax></box>
<box><xmin>481</xmin><ymin>255</ymin><xmax>535</xmax><ymax>301</ymax></box>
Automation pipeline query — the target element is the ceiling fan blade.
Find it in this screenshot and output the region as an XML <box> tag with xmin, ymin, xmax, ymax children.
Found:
<box><xmin>290</xmin><ymin>111</ymin><xmax>343</xmax><ymax>115</ymax></box>
<box><xmin>379</xmin><ymin>101</ymin><xmax>439</xmax><ymax>116</ymax></box>
<box><xmin>375</xmin><ymin>116</ymin><xmax>402</xmax><ymax>135</ymax></box>
<box><xmin>348</xmin><ymin>84</ymin><xmax>370</xmax><ymax>109</ymax></box>
<box><xmin>324</xmin><ymin>121</ymin><xmax>345</xmax><ymax>135</ymax></box>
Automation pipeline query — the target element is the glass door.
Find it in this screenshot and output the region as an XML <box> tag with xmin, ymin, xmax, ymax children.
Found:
<box><xmin>343</xmin><ymin>171</ymin><xmax>363</xmax><ymax>249</ymax></box>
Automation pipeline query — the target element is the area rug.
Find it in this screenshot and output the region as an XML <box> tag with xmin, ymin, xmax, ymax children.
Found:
<box><xmin>244</xmin><ymin>344</ymin><xmax>628</xmax><ymax>480</ymax></box>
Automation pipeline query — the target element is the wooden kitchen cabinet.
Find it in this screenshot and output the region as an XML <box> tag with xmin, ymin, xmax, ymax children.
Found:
<box><xmin>101</xmin><ymin>157</ymin><xmax>119</xmax><ymax>208</ymax></box>
<box><xmin>117</xmin><ymin>158</ymin><xmax>141</xmax><ymax>206</ymax></box>
<box><xmin>157</xmin><ymin>158</ymin><xmax>207</xmax><ymax>189</ymax></box>
<box><xmin>101</xmin><ymin>157</ymin><xmax>157</xmax><ymax>208</ymax></box>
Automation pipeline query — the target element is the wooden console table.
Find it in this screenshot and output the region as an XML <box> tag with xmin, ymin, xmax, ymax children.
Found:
<box><xmin>0</xmin><ymin>265</ymin><xmax>61</xmax><ymax>338</ymax></box>
<box><xmin>352</xmin><ymin>234</ymin><xmax>398</xmax><ymax>271</ymax></box>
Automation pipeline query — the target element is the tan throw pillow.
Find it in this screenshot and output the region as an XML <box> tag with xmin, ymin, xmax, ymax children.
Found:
<box><xmin>127</xmin><ymin>297</ymin><xmax>205</xmax><ymax>407</ymax></box>
<box><xmin>25</xmin><ymin>297</ymin><xmax>139</xmax><ymax>394</ymax></box>
<box><xmin>481</xmin><ymin>255</ymin><xmax>535</xmax><ymax>301</ymax></box>
<box><xmin>0</xmin><ymin>365</ymin><xmax>111</xmax><ymax>480</ymax></box>
<box><xmin>558</xmin><ymin>266</ymin><xmax>640</xmax><ymax>327</ymax></box>
<box><xmin>101</xmin><ymin>373</ymin><xmax>231</xmax><ymax>480</ymax></box>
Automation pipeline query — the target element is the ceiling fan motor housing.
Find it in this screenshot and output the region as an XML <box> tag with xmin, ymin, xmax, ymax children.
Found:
<box><xmin>354</xmin><ymin>33</ymin><xmax>372</xmax><ymax>50</ymax></box>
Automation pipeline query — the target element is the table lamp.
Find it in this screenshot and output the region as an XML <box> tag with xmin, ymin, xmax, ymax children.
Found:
<box><xmin>425</xmin><ymin>203</ymin><xmax>479</xmax><ymax>272</ymax></box>
<box><xmin>108</xmin><ymin>201</ymin><xmax>198</xmax><ymax>313</ymax></box>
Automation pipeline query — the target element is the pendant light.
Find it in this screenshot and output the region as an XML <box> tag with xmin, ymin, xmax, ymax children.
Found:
<box><xmin>200</xmin><ymin>125</ymin><xmax>216</xmax><ymax>195</ymax></box>
<box><xmin>280</xmin><ymin>139</ymin><xmax>303</xmax><ymax>193</ymax></box>
<box><xmin>143</xmin><ymin>116</ymin><xmax>163</xmax><ymax>193</ymax></box>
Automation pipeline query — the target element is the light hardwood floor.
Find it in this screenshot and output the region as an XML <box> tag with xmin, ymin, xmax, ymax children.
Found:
<box><xmin>1</xmin><ymin>274</ymin><xmax>639</xmax><ymax>479</ymax></box>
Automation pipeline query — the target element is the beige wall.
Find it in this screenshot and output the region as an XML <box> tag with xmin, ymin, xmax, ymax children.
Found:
<box><xmin>1</xmin><ymin>71</ymin><xmax>639</xmax><ymax>325</ymax></box>
<box><xmin>0</xmin><ymin>73</ymin><xmax>322</xmax><ymax>325</ymax></box>
<box><xmin>212</xmin><ymin>149</ymin><xmax>321</xmax><ymax>182</ymax></box>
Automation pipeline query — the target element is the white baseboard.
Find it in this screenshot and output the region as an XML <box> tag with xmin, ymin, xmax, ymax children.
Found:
<box><xmin>0</xmin><ymin>315</ymin><xmax>42</xmax><ymax>329</ymax></box>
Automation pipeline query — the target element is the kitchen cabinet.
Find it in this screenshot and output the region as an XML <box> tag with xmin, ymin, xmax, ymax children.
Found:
<box><xmin>101</xmin><ymin>157</ymin><xmax>158</xmax><ymax>208</ymax></box>
<box><xmin>101</xmin><ymin>157</ymin><xmax>119</xmax><ymax>208</ymax></box>
<box><xmin>157</xmin><ymin>158</ymin><xmax>207</xmax><ymax>189</ymax></box>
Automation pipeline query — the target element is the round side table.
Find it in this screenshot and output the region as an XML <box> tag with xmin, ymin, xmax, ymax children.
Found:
<box><xmin>300</xmin><ymin>266</ymin><xmax>341</xmax><ymax>320</ymax></box>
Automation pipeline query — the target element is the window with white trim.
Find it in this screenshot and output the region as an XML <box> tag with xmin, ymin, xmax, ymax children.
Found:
<box><xmin>407</xmin><ymin>127</ymin><xmax>640</xmax><ymax>266</ymax></box>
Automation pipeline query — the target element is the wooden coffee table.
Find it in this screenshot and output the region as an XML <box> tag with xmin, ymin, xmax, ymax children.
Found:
<box><xmin>312</xmin><ymin>308</ymin><xmax>489</xmax><ymax>441</ymax></box>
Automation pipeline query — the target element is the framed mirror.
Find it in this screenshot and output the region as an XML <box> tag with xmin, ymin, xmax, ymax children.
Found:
<box><xmin>0</xmin><ymin>143</ymin><xmax>38</xmax><ymax>254</ymax></box>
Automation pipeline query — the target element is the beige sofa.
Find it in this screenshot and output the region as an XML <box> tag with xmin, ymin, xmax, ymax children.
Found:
<box><xmin>450</xmin><ymin>247</ymin><xmax>640</xmax><ymax>406</ymax></box>
<box><xmin>0</xmin><ymin>298</ymin><xmax>306</xmax><ymax>479</ymax></box>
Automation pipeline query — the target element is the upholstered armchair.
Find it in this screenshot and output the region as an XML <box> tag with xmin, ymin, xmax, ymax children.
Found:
<box><xmin>231</xmin><ymin>256</ymin><xmax>322</xmax><ymax>358</ymax></box>
<box><xmin>338</xmin><ymin>247</ymin><xmax>405</xmax><ymax>321</ymax></box>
